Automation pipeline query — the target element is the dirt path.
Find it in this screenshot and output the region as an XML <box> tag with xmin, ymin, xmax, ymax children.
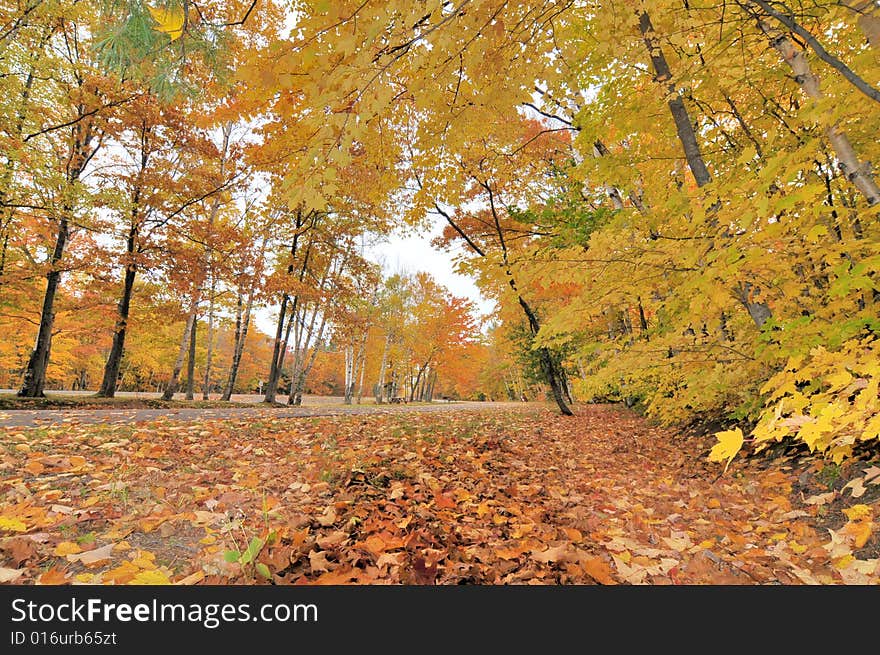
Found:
<box><xmin>0</xmin><ymin>400</ymin><xmax>521</xmax><ymax>429</ymax></box>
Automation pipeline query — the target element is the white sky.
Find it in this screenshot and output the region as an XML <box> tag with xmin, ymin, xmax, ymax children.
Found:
<box><xmin>367</xmin><ymin>226</ymin><xmax>495</xmax><ymax>316</ymax></box>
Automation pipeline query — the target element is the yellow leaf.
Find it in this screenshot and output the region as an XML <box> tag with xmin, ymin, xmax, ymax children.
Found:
<box><xmin>0</xmin><ymin>516</ymin><xmax>27</xmax><ymax>532</ymax></box>
<box><xmin>53</xmin><ymin>541</ymin><xmax>82</xmax><ymax>556</ymax></box>
<box><xmin>788</xmin><ymin>541</ymin><xmax>807</xmax><ymax>554</ymax></box>
<box><xmin>129</xmin><ymin>569</ymin><xmax>171</xmax><ymax>585</ymax></box>
<box><xmin>707</xmin><ymin>428</ymin><xmax>744</xmax><ymax>473</ymax></box>
<box><xmin>832</xmin><ymin>554</ymin><xmax>855</xmax><ymax>570</ymax></box>
<box><xmin>147</xmin><ymin>4</ymin><xmax>185</xmax><ymax>41</ymax></box>
<box><xmin>842</xmin><ymin>504</ymin><xmax>872</xmax><ymax>521</ymax></box>
<box><xmin>104</xmin><ymin>561</ymin><xmax>140</xmax><ymax>585</ymax></box>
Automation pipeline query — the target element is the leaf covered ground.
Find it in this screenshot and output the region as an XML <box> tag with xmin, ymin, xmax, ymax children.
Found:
<box><xmin>1</xmin><ymin>404</ymin><xmax>878</xmax><ymax>585</ymax></box>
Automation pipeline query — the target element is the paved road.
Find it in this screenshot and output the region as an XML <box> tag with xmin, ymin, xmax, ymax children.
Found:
<box><xmin>0</xmin><ymin>390</ymin><xmax>380</xmax><ymax>405</ymax></box>
<box><xmin>0</xmin><ymin>401</ymin><xmax>528</xmax><ymax>429</ymax></box>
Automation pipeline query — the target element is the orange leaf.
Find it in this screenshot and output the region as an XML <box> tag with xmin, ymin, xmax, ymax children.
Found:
<box><xmin>843</xmin><ymin>521</ymin><xmax>873</xmax><ymax>549</ymax></box>
<box><xmin>36</xmin><ymin>567</ymin><xmax>70</xmax><ymax>585</ymax></box>
<box><xmin>362</xmin><ymin>535</ymin><xmax>387</xmax><ymax>555</ymax></box>
<box><xmin>313</xmin><ymin>566</ymin><xmax>358</xmax><ymax>585</ymax></box>
<box><xmin>563</xmin><ymin>528</ymin><xmax>584</xmax><ymax>543</ymax></box>
<box><xmin>104</xmin><ymin>561</ymin><xmax>140</xmax><ymax>585</ymax></box>
<box><xmin>494</xmin><ymin>545</ymin><xmax>526</xmax><ymax>560</ymax></box>
<box><xmin>434</xmin><ymin>493</ymin><xmax>456</xmax><ymax>509</ymax></box>
<box><xmin>580</xmin><ymin>556</ymin><xmax>617</xmax><ymax>585</ymax></box>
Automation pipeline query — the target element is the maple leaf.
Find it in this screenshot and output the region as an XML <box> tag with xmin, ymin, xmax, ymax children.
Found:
<box><xmin>843</xmin><ymin>521</ymin><xmax>873</xmax><ymax>549</ymax></box>
<box><xmin>707</xmin><ymin>429</ymin><xmax>744</xmax><ymax>474</ymax></box>
<box><xmin>147</xmin><ymin>4</ymin><xmax>185</xmax><ymax>41</ymax></box>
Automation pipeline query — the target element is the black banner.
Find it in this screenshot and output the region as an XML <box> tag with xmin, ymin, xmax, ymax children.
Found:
<box><xmin>0</xmin><ymin>585</ymin><xmax>867</xmax><ymax>650</ymax></box>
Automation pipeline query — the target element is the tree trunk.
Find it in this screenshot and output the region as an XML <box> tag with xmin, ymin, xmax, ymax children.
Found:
<box><xmin>290</xmin><ymin>308</ymin><xmax>328</xmax><ymax>406</ymax></box>
<box><xmin>638</xmin><ymin>11</ymin><xmax>712</xmax><ymax>187</ymax></box>
<box><xmin>518</xmin><ymin>295</ymin><xmax>573</xmax><ymax>415</ymax></box>
<box><xmin>185</xmin><ymin>313</ymin><xmax>197</xmax><ymax>400</ymax></box>
<box><xmin>426</xmin><ymin>369</ymin><xmax>437</xmax><ymax>402</ymax></box>
<box><xmin>344</xmin><ymin>343</ymin><xmax>354</xmax><ymax>404</ymax></box>
<box><xmin>264</xmin><ymin>295</ymin><xmax>289</xmax><ymax>403</ymax></box>
<box><xmin>18</xmin><ymin>216</ymin><xmax>68</xmax><ymax>397</ymax></box>
<box><xmin>637</xmin><ymin>296</ymin><xmax>649</xmax><ymax>335</ymax></box>
<box><xmin>222</xmin><ymin>284</ymin><xmax>254</xmax><ymax>401</ymax></box>
<box><xmin>768</xmin><ymin>28</ymin><xmax>880</xmax><ymax>205</ymax></box>
<box><xmin>201</xmin><ymin>274</ymin><xmax>216</xmax><ymax>400</ymax></box>
<box><xmin>375</xmin><ymin>332</ymin><xmax>390</xmax><ymax>403</ymax></box>
<box><xmin>355</xmin><ymin>333</ymin><xmax>367</xmax><ymax>404</ymax></box>
<box><xmin>97</xmin><ymin>255</ymin><xmax>137</xmax><ymax>397</ymax></box>
<box><xmin>161</xmin><ymin>306</ymin><xmax>196</xmax><ymax>401</ymax></box>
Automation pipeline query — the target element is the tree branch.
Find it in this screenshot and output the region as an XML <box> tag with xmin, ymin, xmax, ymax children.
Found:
<box><xmin>747</xmin><ymin>0</ymin><xmax>880</xmax><ymax>103</ymax></box>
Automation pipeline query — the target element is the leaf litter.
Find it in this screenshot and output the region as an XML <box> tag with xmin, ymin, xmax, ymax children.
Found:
<box><xmin>1</xmin><ymin>404</ymin><xmax>878</xmax><ymax>585</ymax></box>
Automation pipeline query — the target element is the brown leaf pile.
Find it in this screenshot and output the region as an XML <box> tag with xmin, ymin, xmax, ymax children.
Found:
<box><xmin>1</xmin><ymin>405</ymin><xmax>878</xmax><ymax>584</ymax></box>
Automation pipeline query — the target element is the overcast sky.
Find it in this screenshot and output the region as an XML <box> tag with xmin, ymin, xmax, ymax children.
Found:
<box><xmin>366</xmin><ymin>226</ymin><xmax>495</xmax><ymax>316</ymax></box>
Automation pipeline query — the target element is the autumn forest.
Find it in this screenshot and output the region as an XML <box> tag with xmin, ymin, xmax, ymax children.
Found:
<box><xmin>0</xmin><ymin>0</ymin><xmax>879</xmax><ymax>587</ymax></box>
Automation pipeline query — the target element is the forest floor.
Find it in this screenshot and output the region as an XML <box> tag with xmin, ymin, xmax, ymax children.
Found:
<box><xmin>1</xmin><ymin>403</ymin><xmax>878</xmax><ymax>585</ymax></box>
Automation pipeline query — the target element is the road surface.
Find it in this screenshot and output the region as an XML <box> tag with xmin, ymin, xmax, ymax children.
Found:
<box><xmin>0</xmin><ymin>400</ymin><xmax>528</xmax><ymax>429</ymax></box>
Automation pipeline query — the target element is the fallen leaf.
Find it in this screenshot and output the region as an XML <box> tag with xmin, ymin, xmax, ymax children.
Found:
<box><xmin>24</xmin><ymin>460</ymin><xmax>45</xmax><ymax>475</ymax></box>
<box><xmin>317</xmin><ymin>507</ymin><xmax>337</xmax><ymax>527</ymax></box>
<box><xmin>176</xmin><ymin>570</ymin><xmax>205</xmax><ymax>585</ymax></box>
<box><xmin>842</xmin><ymin>478</ymin><xmax>867</xmax><ymax>498</ymax></box>
<box><xmin>316</xmin><ymin>530</ymin><xmax>348</xmax><ymax>549</ymax></box>
<box><xmin>361</xmin><ymin>534</ymin><xmax>387</xmax><ymax>555</ymax></box>
<box><xmin>562</xmin><ymin>528</ymin><xmax>583</xmax><ymax>543</ymax></box>
<box><xmin>707</xmin><ymin>428</ymin><xmax>744</xmax><ymax>473</ymax></box>
<box><xmin>863</xmin><ymin>466</ymin><xmax>880</xmax><ymax>485</ymax></box>
<box><xmin>531</xmin><ymin>544</ymin><xmax>570</xmax><ymax>564</ymax></box>
<box><xmin>579</xmin><ymin>556</ymin><xmax>617</xmax><ymax>585</ymax></box>
<box><xmin>0</xmin><ymin>516</ymin><xmax>27</xmax><ymax>532</ymax></box>
<box><xmin>843</xmin><ymin>521</ymin><xmax>873</xmax><ymax>549</ymax></box>
<box><xmin>842</xmin><ymin>505</ymin><xmax>872</xmax><ymax>522</ymax></box>
<box><xmin>36</xmin><ymin>567</ymin><xmax>70</xmax><ymax>585</ymax></box>
<box><xmin>804</xmin><ymin>492</ymin><xmax>836</xmax><ymax>506</ymax></box>
<box><xmin>434</xmin><ymin>493</ymin><xmax>456</xmax><ymax>509</ymax></box>
<box><xmin>66</xmin><ymin>543</ymin><xmax>114</xmax><ymax>566</ymax></box>
<box><xmin>129</xmin><ymin>570</ymin><xmax>171</xmax><ymax>585</ymax></box>
<box><xmin>308</xmin><ymin>550</ymin><xmax>331</xmax><ymax>573</ymax></box>
<box><xmin>53</xmin><ymin>541</ymin><xmax>83</xmax><ymax>556</ymax></box>
<box><xmin>0</xmin><ymin>567</ymin><xmax>24</xmax><ymax>583</ymax></box>
<box><xmin>3</xmin><ymin>537</ymin><xmax>38</xmax><ymax>566</ymax></box>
